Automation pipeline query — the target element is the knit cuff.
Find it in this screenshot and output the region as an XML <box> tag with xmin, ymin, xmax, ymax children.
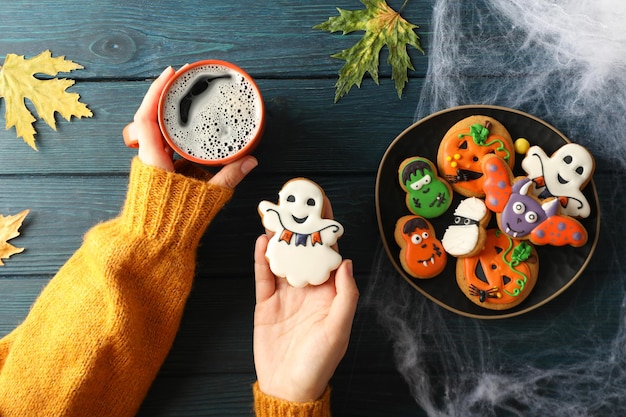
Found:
<box><xmin>252</xmin><ymin>382</ymin><xmax>332</xmax><ymax>417</ymax></box>
<box><xmin>120</xmin><ymin>157</ymin><xmax>234</xmax><ymax>249</ymax></box>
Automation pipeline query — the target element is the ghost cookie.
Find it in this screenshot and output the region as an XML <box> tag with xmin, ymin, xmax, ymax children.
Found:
<box><xmin>482</xmin><ymin>154</ymin><xmax>588</xmax><ymax>247</ymax></box>
<box><xmin>258</xmin><ymin>178</ymin><xmax>344</xmax><ymax>288</ymax></box>
<box><xmin>398</xmin><ymin>156</ymin><xmax>453</xmax><ymax>218</ymax></box>
<box><xmin>437</xmin><ymin>115</ymin><xmax>515</xmax><ymax>198</ymax></box>
<box><xmin>441</xmin><ymin>197</ymin><xmax>491</xmax><ymax>257</ymax></box>
<box><xmin>394</xmin><ymin>215</ymin><xmax>447</xmax><ymax>279</ymax></box>
<box><xmin>456</xmin><ymin>229</ymin><xmax>539</xmax><ymax>310</ymax></box>
<box><xmin>521</xmin><ymin>143</ymin><xmax>595</xmax><ymax>218</ymax></box>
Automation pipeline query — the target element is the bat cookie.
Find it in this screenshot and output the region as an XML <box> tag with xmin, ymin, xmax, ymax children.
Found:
<box><xmin>482</xmin><ymin>154</ymin><xmax>588</xmax><ymax>247</ymax></box>
<box><xmin>258</xmin><ymin>178</ymin><xmax>344</xmax><ymax>288</ymax></box>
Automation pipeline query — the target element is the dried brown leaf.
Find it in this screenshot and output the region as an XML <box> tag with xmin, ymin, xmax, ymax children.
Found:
<box><xmin>0</xmin><ymin>209</ymin><xmax>29</xmax><ymax>266</ymax></box>
<box><xmin>0</xmin><ymin>50</ymin><xmax>92</xmax><ymax>150</ymax></box>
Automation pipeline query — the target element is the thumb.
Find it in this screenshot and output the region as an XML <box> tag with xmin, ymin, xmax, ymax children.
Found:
<box><xmin>327</xmin><ymin>260</ymin><xmax>359</xmax><ymax>336</ymax></box>
<box><xmin>209</xmin><ymin>156</ymin><xmax>258</xmax><ymax>189</ymax></box>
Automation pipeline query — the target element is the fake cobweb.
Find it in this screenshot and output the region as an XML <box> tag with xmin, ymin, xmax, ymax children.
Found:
<box><xmin>365</xmin><ymin>0</ymin><xmax>626</xmax><ymax>415</ymax></box>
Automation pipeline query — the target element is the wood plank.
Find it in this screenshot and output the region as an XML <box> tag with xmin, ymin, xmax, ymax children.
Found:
<box><xmin>137</xmin><ymin>373</ymin><xmax>424</xmax><ymax>417</ymax></box>
<box><xmin>0</xmin><ymin>174</ymin><xmax>379</xmax><ymax>276</ymax></box>
<box><xmin>0</xmin><ymin>78</ymin><xmax>423</xmax><ymax>175</ymax></box>
<box><xmin>0</xmin><ymin>168</ymin><xmax>618</xmax><ymax>278</ymax></box>
<box><xmin>0</xmin><ymin>251</ymin><xmax>616</xmax><ymax>375</ymax></box>
<box><xmin>159</xmin><ymin>278</ymin><xmax>399</xmax><ymax>375</ymax></box>
<box><xmin>0</xmin><ymin>0</ymin><xmax>431</xmax><ymax>79</ymax></box>
<box><xmin>0</xmin><ymin>276</ymin><xmax>399</xmax><ymax>374</ymax></box>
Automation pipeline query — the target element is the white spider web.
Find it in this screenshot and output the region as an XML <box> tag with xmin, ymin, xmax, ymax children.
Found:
<box><xmin>366</xmin><ymin>1</ymin><xmax>626</xmax><ymax>415</ymax></box>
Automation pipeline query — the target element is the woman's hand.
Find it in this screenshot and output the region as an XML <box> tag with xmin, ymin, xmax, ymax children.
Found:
<box><xmin>123</xmin><ymin>66</ymin><xmax>258</xmax><ymax>186</ymax></box>
<box><xmin>123</xmin><ymin>66</ymin><xmax>177</xmax><ymax>172</ymax></box>
<box><xmin>253</xmin><ymin>202</ymin><xmax>359</xmax><ymax>402</ymax></box>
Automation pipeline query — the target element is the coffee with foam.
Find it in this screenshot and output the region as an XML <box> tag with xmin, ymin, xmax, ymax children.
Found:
<box><xmin>159</xmin><ymin>61</ymin><xmax>264</xmax><ymax>163</ymax></box>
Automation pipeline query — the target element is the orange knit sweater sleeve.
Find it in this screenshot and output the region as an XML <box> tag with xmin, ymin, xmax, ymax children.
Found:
<box><xmin>253</xmin><ymin>382</ymin><xmax>332</xmax><ymax>417</ymax></box>
<box><xmin>0</xmin><ymin>157</ymin><xmax>333</xmax><ymax>417</ymax></box>
<box><xmin>0</xmin><ymin>157</ymin><xmax>233</xmax><ymax>417</ymax></box>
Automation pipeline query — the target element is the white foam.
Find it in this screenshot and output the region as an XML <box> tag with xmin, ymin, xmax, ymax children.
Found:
<box><xmin>161</xmin><ymin>64</ymin><xmax>262</xmax><ymax>161</ymax></box>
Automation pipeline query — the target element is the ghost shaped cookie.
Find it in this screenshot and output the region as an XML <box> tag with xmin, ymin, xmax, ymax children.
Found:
<box><xmin>258</xmin><ymin>178</ymin><xmax>344</xmax><ymax>288</ymax></box>
<box><xmin>521</xmin><ymin>143</ymin><xmax>595</xmax><ymax>218</ymax></box>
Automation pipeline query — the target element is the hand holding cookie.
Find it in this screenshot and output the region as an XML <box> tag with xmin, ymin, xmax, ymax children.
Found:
<box><xmin>253</xmin><ymin>189</ymin><xmax>358</xmax><ymax>402</ymax></box>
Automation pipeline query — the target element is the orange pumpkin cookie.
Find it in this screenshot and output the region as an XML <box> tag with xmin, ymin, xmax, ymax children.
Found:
<box><xmin>394</xmin><ymin>215</ymin><xmax>447</xmax><ymax>279</ymax></box>
<box><xmin>437</xmin><ymin>115</ymin><xmax>515</xmax><ymax>198</ymax></box>
<box><xmin>456</xmin><ymin>229</ymin><xmax>539</xmax><ymax>310</ymax></box>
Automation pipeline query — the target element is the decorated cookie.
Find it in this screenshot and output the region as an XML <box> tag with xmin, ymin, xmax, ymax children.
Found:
<box><xmin>482</xmin><ymin>154</ymin><xmax>588</xmax><ymax>247</ymax></box>
<box><xmin>394</xmin><ymin>215</ymin><xmax>447</xmax><ymax>279</ymax></box>
<box><xmin>258</xmin><ymin>178</ymin><xmax>344</xmax><ymax>288</ymax></box>
<box><xmin>398</xmin><ymin>156</ymin><xmax>453</xmax><ymax>218</ymax></box>
<box><xmin>437</xmin><ymin>115</ymin><xmax>515</xmax><ymax>198</ymax></box>
<box><xmin>441</xmin><ymin>197</ymin><xmax>491</xmax><ymax>257</ymax></box>
<box><xmin>521</xmin><ymin>143</ymin><xmax>595</xmax><ymax>218</ymax></box>
<box><xmin>456</xmin><ymin>229</ymin><xmax>539</xmax><ymax>310</ymax></box>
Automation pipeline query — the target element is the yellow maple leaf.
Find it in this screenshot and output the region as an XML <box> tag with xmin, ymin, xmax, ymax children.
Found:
<box><xmin>0</xmin><ymin>210</ymin><xmax>29</xmax><ymax>266</ymax></box>
<box><xmin>0</xmin><ymin>50</ymin><xmax>93</xmax><ymax>150</ymax></box>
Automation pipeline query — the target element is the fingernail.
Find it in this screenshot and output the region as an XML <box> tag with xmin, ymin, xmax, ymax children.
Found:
<box><xmin>158</xmin><ymin>66</ymin><xmax>173</xmax><ymax>78</ymax></box>
<box><xmin>345</xmin><ymin>259</ymin><xmax>353</xmax><ymax>276</ymax></box>
<box><xmin>241</xmin><ymin>157</ymin><xmax>258</xmax><ymax>175</ymax></box>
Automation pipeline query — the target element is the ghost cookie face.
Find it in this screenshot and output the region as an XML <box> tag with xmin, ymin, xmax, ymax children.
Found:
<box><xmin>394</xmin><ymin>215</ymin><xmax>447</xmax><ymax>279</ymax></box>
<box><xmin>398</xmin><ymin>156</ymin><xmax>453</xmax><ymax>218</ymax></box>
<box><xmin>456</xmin><ymin>229</ymin><xmax>539</xmax><ymax>310</ymax></box>
<box><xmin>258</xmin><ymin>178</ymin><xmax>344</xmax><ymax>288</ymax></box>
<box><xmin>521</xmin><ymin>143</ymin><xmax>595</xmax><ymax>218</ymax></box>
<box><xmin>437</xmin><ymin>115</ymin><xmax>515</xmax><ymax>198</ymax></box>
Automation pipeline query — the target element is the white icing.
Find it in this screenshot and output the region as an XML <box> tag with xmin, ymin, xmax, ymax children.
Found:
<box><xmin>453</xmin><ymin>196</ymin><xmax>488</xmax><ymax>220</ymax></box>
<box><xmin>521</xmin><ymin>144</ymin><xmax>593</xmax><ymax>217</ymax></box>
<box><xmin>441</xmin><ymin>198</ymin><xmax>487</xmax><ymax>256</ymax></box>
<box><xmin>442</xmin><ymin>224</ymin><xmax>479</xmax><ymax>256</ymax></box>
<box><xmin>258</xmin><ymin>178</ymin><xmax>344</xmax><ymax>287</ymax></box>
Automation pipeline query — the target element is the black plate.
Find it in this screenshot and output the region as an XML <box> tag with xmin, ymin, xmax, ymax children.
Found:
<box><xmin>375</xmin><ymin>105</ymin><xmax>600</xmax><ymax>319</ymax></box>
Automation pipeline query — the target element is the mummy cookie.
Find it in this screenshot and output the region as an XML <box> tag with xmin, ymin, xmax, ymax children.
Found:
<box><xmin>437</xmin><ymin>115</ymin><xmax>515</xmax><ymax>198</ymax></box>
<box><xmin>394</xmin><ymin>215</ymin><xmax>447</xmax><ymax>279</ymax></box>
<box><xmin>441</xmin><ymin>197</ymin><xmax>491</xmax><ymax>257</ymax></box>
<box><xmin>521</xmin><ymin>143</ymin><xmax>595</xmax><ymax>218</ymax></box>
<box><xmin>398</xmin><ymin>156</ymin><xmax>453</xmax><ymax>218</ymax></box>
<box><xmin>482</xmin><ymin>154</ymin><xmax>588</xmax><ymax>247</ymax></box>
<box><xmin>456</xmin><ymin>229</ymin><xmax>539</xmax><ymax>310</ymax></box>
<box><xmin>258</xmin><ymin>178</ymin><xmax>344</xmax><ymax>288</ymax></box>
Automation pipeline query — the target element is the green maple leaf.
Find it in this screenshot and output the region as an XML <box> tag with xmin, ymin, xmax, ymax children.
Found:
<box><xmin>314</xmin><ymin>0</ymin><xmax>424</xmax><ymax>102</ymax></box>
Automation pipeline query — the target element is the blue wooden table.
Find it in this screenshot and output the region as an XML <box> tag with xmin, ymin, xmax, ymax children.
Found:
<box><xmin>0</xmin><ymin>1</ymin><xmax>619</xmax><ymax>416</ymax></box>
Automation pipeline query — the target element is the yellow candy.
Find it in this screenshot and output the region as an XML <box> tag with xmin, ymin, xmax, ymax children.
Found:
<box><xmin>451</xmin><ymin>161</ymin><xmax>458</xmax><ymax>168</ymax></box>
<box><xmin>515</xmin><ymin>138</ymin><xmax>530</xmax><ymax>154</ymax></box>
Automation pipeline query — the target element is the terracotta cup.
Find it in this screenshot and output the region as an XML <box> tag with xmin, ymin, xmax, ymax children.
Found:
<box><xmin>124</xmin><ymin>60</ymin><xmax>265</xmax><ymax>165</ymax></box>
